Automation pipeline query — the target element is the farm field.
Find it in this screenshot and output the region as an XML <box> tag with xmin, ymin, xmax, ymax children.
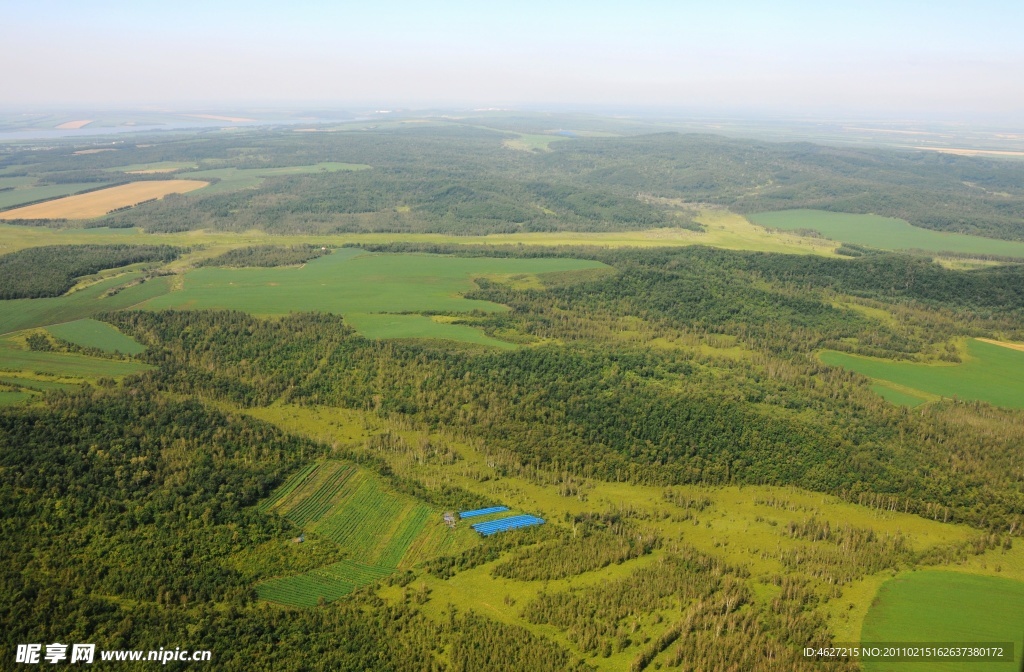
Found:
<box><xmin>0</xmin><ymin>333</ymin><xmax>150</xmax><ymax>379</ymax></box>
<box><xmin>749</xmin><ymin>209</ymin><xmax>1024</xmax><ymax>258</ymax></box>
<box><xmin>0</xmin><ymin>272</ymin><xmax>172</xmax><ymax>334</ymax></box>
<box><xmin>178</xmin><ymin>162</ymin><xmax>370</xmax><ymax>195</ymax></box>
<box><xmin>0</xmin><ymin>182</ymin><xmax>114</xmax><ymax>211</ymax></box>
<box><xmin>860</xmin><ymin>571</ymin><xmax>1024</xmax><ymax>671</ymax></box>
<box><xmin>0</xmin><ymin>180</ymin><xmax>208</xmax><ymax>220</ymax></box>
<box><xmin>46</xmin><ymin>318</ymin><xmax>145</xmax><ymax>354</ymax></box>
<box><xmin>138</xmin><ymin>250</ymin><xmax>606</xmax><ymax>344</ymax></box>
<box><xmin>820</xmin><ymin>339</ymin><xmax>1024</xmax><ymax>409</ymax></box>
<box><xmin>256</xmin><ymin>458</ymin><xmax>468</xmax><ymax>607</ymax></box>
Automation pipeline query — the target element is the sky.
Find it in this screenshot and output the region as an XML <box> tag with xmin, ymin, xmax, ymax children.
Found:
<box><xmin>4</xmin><ymin>0</ymin><xmax>1024</xmax><ymax>119</ymax></box>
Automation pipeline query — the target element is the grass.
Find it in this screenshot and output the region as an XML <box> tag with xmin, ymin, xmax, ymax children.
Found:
<box><xmin>0</xmin><ymin>208</ymin><xmax>842</xmax><ymax>258</ymax></box>
<box><xmin>0</xmin><ymin>390</ymin><xmax>32</xmax><ymax>406</ymax></box>
<box><xmin>860</xmin><ymin>571</ymin><xmax>1024</xmax><ymax>671</ymax></box>
<box><xmin>870</xmin><ymin>383</ymin><xmax>931</xmax><ymax>407</ymax></box>
<box><xmin>820</xmin><ymin>339</ymin><xmax>1024</xmax><ymax>409</ymax></box>
<box><xmin>178</xmin><ymin>162</ymin><xmax>370</xmax><ymax>195</ymax></box>
<box><xmin>0</xmin><ymin>334</ymin><xmax>151</xmax><ymax>378</ymax></box>
<box><xmin>750</xmin><ymin>209</ymin><xmax>1024</xmax><ymax>259</ymax></box>
<box><xmin>344</xmin><ymin>313</ymin><xmax>517</xmax><ymax>348</ymax></box>
<box><xmin>46</xmin><ymin>318</ymin><xmax>145</xmax><ymax>354</ymax></box>
<box><xmin>502</xmin><ymin>134</ymin><xmax>568</xmax><ymax>152</ymax></box>
<box><xmin>138</xmin><ymin>250</ymin><xmax>605</xmax><ymax>345</ymax></box>
<box><xmin>0</xmin><ymin>272</ymin><xmax>172</xmax><ymax>335</ymax></box>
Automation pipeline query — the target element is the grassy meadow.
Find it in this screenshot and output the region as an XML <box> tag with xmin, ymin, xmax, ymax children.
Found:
<box><xmin>0</xmin><ymin>272</ymin><xmax>171</xmax><ymax>335</ymax></box>
<box><xmin>178</xmin><ymin>162</ymin><xmax>370</xmax><ymax>195</ymax></box>
<box><xmin>750</xmin><ymin>209</ymin><xmax>1024</xmax><ymax>258</ymax></box>
<box><xmin>820</xmin><ymin>339</ymin><xmax>1024</xmax><ymax>409</ymax></box>
<box><xmin>138</xmin><ymin>250</ymin><xmax>606</xmax><ymax>344</ymax></box>
<box><xmin>860</xmin><ymin>571</ymin><xmax>1024</xmax><ymax>672</ymax></box>
<box><xmin>240</xmin><ymin>401</ymin><xmax>1001</xmax><ymax>671</ymax></box>
<box><xmin>46</xmin><ymin>318</ymin><xmax>146</xmax><ymax>354</ymax></box>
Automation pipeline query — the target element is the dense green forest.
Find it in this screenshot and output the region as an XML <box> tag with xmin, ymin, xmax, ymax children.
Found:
<box><xmin>0</xmin><ymin>244</ymin><xmax>179</xmax><ymax>299</ymax></box>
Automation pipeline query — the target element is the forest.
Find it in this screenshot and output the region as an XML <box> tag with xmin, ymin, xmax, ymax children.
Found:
<box><xmin>2</xmin><ymin>119</ymin><xmax>1024</xmax><ymax>239</ymax></box>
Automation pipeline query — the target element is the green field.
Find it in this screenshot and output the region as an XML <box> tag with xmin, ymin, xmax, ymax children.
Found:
<box><xmin>861</xmin><ymin>571</ymin><xmax>1024</xmax><ymax>672</ymax></box>
<box><xmin>0</xmin><ymin>334</ymin><xmax>151</xmax><ymax>379</ymax></box>
<box><xmin>0</xmin><ymin>272</ymin><xmax>172</xmax><ymax>335</ymax></box>
<box><xmin>750</xmin><ymin>209</ymin><xmax>1024</xmax><ymax>258</ymax></box>
<box><xmin>139</xmin><ymin>250</ymin><xmax>606</xmax><ymax>345</ymax></box>
<box><xmin>0</xmin><ymin>390</ymin><xmax>32</xmax><ymax>406</ymax></box>
<box><xmin>46</xmin><ymin>318</ymin><xmax>145</xmax><ymax>354</ymax></box>
<box><xmin>0</xmin><ymin>182</ymin><xmax>114</xmax><ymax>211</ymax></box>
<box><xmin>820</xmin><ymin>339</ymin><xmax>1024</xmax><ymax>408</ymax></box>
<box><xmin>256</xmin><ymin>459</ymin><xmax>455</xmax><ymax>608</ymax></box>
<box><xmin>178</xmin><ymin>162</ymin><xmax>370</xmax><ymax>195</ymax></box>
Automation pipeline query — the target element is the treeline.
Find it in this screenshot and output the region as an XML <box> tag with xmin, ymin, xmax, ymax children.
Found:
<box><xmin>197</xmin><ymin>244</ymin><xmax>331</xmax><ymax>268</ymax></box>
<box><xmin>0</xmin><ymin>244</ymin><xmax>179</xmax><ymax>299</ymax></box>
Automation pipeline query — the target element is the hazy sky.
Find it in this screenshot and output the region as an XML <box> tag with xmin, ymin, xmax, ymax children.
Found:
<box><xmin>5</xmin><ymin>0</ymin><xmax>1023</xmax><ymax>118</ymax></box>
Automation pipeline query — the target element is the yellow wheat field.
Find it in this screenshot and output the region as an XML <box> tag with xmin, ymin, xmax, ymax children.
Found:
<box><xmin>0</xmin><ymin>180</ymin><xmax>208</xmax><ymax>220</ymax></box>
<box><xmin>56</xmin><ymin>119</ymin><xmax>94</xmax><ymax>130</ymax></box>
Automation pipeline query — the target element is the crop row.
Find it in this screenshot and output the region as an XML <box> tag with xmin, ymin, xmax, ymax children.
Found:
<box><xmin>376</xmin><ymin>505</ymin><xmax>431</xmax><ymax>568</ymax></box>
<box><xmin>314</xmin><ymin>478</ymin><xmax>405</xmax><ymax>560</ymax></box>
<box><xmin>258</xmin><ymin>462</ymin><xmax>319</xmax><ymax>513</ymax></box>
<box><xmin>284</xmin><ymin>463</ymin><xmax>357</xmax><ymax>527</ymax></box>
<box><xmin>256</xmin><ymin>560</ymin><xmax>392</xmax><ymax>607</ymax></box>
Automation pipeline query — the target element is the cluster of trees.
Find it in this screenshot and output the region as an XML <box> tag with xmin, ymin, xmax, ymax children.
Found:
<box><xmin>0</xmin><ymin>244</ymin><xmax>179</xmax><ymax>299</ymax></box>
<box><xmin>197</xmin><ymin>244</ymin><xmax>331</xmax><ymax>268</ymax></box>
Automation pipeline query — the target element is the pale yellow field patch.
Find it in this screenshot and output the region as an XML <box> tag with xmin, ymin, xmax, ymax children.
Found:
<box><xmin>915</xmin><ymin>146</ymin><xmax>1024</xmax><ymax>158</ymax></box>
<box><xmin>977</xmin><ymin>337</ymin><xmax>1024</xmax><ymax>353</ymax></box>
<box><xmin>0</xmin><ymin>180</ymin><xmax>208</xmax><ymax>220</ymax></box>
<box><xmin>182</xmin><ymin>113</ymin><xmax>255</xmax><ymax>123</ymax></box>
<box><xmin>73</xmin><ymin>148</ymin><xmax>116</xmax><ymax>155</ymax></box>
<box><xmin>56</xmin><ymin>119</ymin><xmax>93</xmax><ymax>130</ymax></box>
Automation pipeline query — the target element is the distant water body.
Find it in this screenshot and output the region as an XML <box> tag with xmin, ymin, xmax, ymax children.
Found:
<box><xmin>0</xmin><ymin>117</ymin><xmax>355</xmax><ymax>143</ymax></box>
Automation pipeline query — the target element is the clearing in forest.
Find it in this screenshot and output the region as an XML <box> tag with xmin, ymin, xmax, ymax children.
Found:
<box><xmin>256</xmin><ymin>460</ymin><xmax>465</xmax><ymax>607</ymax></box>
<box><xmin>750</xmin><ymin>209</ymin><xmax>1024</xmax><ymax>259</ymax></box>
<box><xmin>819</xmin><ymin>339</ymin><xmax>1024</xmax><ymax>409</ymax></box>
<box><xmin>860</xmin><ymin>571</ymin><xmax>1024</xmax><ymax>671</ymax></box>
<box><xmin>0</xmin><ymin>180</ymin><xmax>208</xmax><ymax>220</ymax></box>
<box><xmin>0</xmin><ymin>272</ymin><xmax>172</xmax><ymax>335</ymax></box>
<box><xmin>46</xmin><ymin>318</ymin><xmax>145</xmax><ymax>354</ymax></box>
<box><xmin>139</xmin><ymin>249</ymin><xmax>606</xmax><ymax>345</ymax></box>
